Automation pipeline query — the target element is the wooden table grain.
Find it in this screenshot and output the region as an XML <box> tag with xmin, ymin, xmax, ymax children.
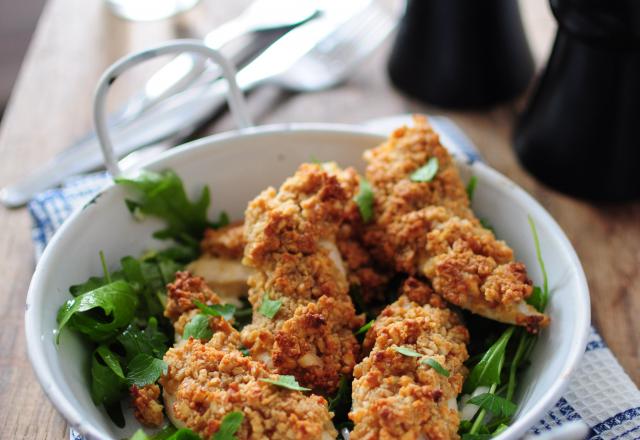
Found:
<box><xmin>0</xmin><ymin>1</ymin><xmax>637</xmax><ymax>438</ymax></box>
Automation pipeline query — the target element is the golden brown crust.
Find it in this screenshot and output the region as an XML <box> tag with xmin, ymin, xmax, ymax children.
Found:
<box><xmin>240</xmin><ymin>164</ymin><xmax>362</xmax><ymax>393</ymax></box>
<box><xmin>363</xmin><ymin>115</ymin><xmax>549</xmax><ymax>331</ymax></box>
<box><xmin>165</xmin><ymin>271</ymin><xmax>221</xmax><ymax>321</ymax></box>
<box><xmin>131</xmin><ymin>384</ymin><xmax>164</xmax><ymax>428</ymax></box>
<box><xmin>201</xmin><ymin>222</ymin><xmax>246</xmax><ymax>259</ymax></box>
<box><xmin>160</xmin><ymin>338</ymin><xmax>337</xmax><ymax>440</ymax></box>
<box><xmin>350</xmin><ymin>280</ymin><xmax>469</xmax><ymax>440</ymax></box>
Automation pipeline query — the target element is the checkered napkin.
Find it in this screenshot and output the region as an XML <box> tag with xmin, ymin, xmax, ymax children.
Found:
<box><xmin>29</xmin><ymin>118</ymin><xmax>639</xmax><ymax>440</ymax></box>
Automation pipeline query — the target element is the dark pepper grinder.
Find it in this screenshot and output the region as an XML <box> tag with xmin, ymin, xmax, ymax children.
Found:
<box><xmin>515</xmin><ymin>0</ymin><xmax>640</xmax><ymax>201</ymax></box>
<box><xmin>387</xmin><ymin>0</ymin><xmax>534</xmax><ymax>109</ymax></box>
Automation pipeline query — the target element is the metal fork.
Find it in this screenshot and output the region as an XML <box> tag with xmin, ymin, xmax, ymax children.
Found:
<box><xmin>115</xmin><ymin>1</ymin><xmax>397</xmax><ymax>170</ymax></box>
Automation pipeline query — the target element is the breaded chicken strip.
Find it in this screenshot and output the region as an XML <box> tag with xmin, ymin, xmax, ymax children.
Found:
<box><xmin>241</xmin><ymin>164</ymin><xmax>363</xmax><ymax>393</ymax></box>
<box><xmin>189</xmin><ymin>222</ymin><xmax>254</xmax><ymax>306</ymax></box>
<box><xmin>350</xmin><ymin>278</ymin><xmax>469</xmax><ymax>440</ymax></box>
<box><xmin>363</xmin><ymin>116</ymin><xmax>549</xmax><ymax>332</ymax></box>
<box><xmin>160</xmin><ymin>338</ymin><xmax>337</xmax><ymax>440</ymax></box>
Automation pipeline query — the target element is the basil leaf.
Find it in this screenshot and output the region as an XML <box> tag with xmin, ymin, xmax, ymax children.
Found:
<box><xmin>354</xmin><ymin>178</ymin><xmax>374</xmax><ymax>223</ymax></box>
<box><xmin>355</xmin><ymin>320</ymin><xmax>374</xmax><ymax>336</ymax></box>
<box><xmin>463</xmin><ymin>327</ymin><xmax>514</xmax><ymax>393</ymax></box>
<box><xmin>468</xmin><ymin>393</ymin><xmax>517</xmax><ymax>418</ymax></box>
<box><xmin>57</xmin><ymin>280</ymin><xmax>138</xmax><ymax>343</ymax></box>
<box><xmin>116</xmin><ymin>170</ymin><xmax>211</xmax><ymax>246</ymax></box>
<box><xmin>213</xmin><ymin>411</ymin><xmax>244</xmax><ymax>440</ymax></box>
<box><xmin>193</xmin><ymin>300</ymin><xmax>236</xmax><ymax>321</ymax></box>
<box><xmin>183</xmin><ymin>314</ymin><xmax>213</xmax><ymax>340</ymax></box>
<box><xmin>410</xmin><ymin>157</ymin><xmax>439</xmax><ymax>182</ymax></box>
<box><xmin>392</xmin><ymin>346</ymin><xmax>422</xmax><ymax>357</ymax></box>
<box><xmin>260</xmin><ymin>375</ymin><xmax>311</xmax><ymax>391</ymax></box>
<box><xmin>466</xmin><ymin>175</ymin><xmax>478</xmax><ymax>200</ymax></box>
<box><xmin>421</xmin><ymin>358</ymin><xmax>450</xmax><ymax>377</ymax></box>
<box><xmin>258</xmin><ymin>294</ymin><xmax>282</xmax><ymax>319</ymax></box>
<box><xmin>126</xmin><ymin>353</ymin><xmax>168</xmax><ymax>387</ymax></box>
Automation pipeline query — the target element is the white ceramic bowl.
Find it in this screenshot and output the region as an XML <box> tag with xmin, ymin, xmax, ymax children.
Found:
<box><xmin>25</xmin><ymin>123</ymin><xmax>590</xmax><ymax>440</ymax></box>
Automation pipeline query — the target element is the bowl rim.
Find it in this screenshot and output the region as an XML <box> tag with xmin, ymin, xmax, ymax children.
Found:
<box><xmin>25</xmin><ymin>122</ymin><xmax>591</xmax><ymax>440</ymax></box>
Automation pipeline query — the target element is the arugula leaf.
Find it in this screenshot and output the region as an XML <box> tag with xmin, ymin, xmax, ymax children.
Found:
<box><xmin>69</xmin><ymin>276</ymin><xmax>108</xmax><ymax>297</ymax></box>
<box><xmin>116</xmin><ymin>170</ymin><xmax>211</xmax><ymax>246</ymax></box>
<box><xmin>463</xmin><ymin>327</ymin><xmax>514</xmax><ymax>393</ymax></box>
<box><xmin>410</xmin><ymin>157</ymin><xmax>439</xmax><ymax>182</ymax></box>
<box><xmin>57</xmin><ymin>280</ymin><xmax>138</xmax><ymax>343</ymax></box>
<box><xmin>468</xmin><ymin>393</ymin><xmax>517</xmax><ymax>418</ymax></box>
<box><xmin>421</xmin><ymin>358</ymin><xmax>450</xmax><ymax>377</ymax></box>
<box><xmin>193</xmin><ymin>300</ymin><xmax>236</xmax><ymax>321</ymax></box>
<box><xmin>260</xmin><ymin>375</ymin><xmax>311</xmax><ymax>391</ymax></box>
<box><xmin>328</xmin><ymin>376</ymin><xmax>352</xmax><ymax>413</ymax></box>
<box><xmin>526</xmin><ymin>286</ymin><xmax>545</xmax><ymax>313</ymax></box>
<box><xmin>354</xmin><ymin>178</ymin><xmax>374</xmax><ymax>223</ymax></box>
<box><xmin>392</xmin><ymin>346</ymin><xmax>422</xmax><ymax>357</ymax></box>
<box><xmin>355</xmin><ymin>320</ymin><xmax>374</xmax><ymax>336</ymax></box>
<box><xmin>183</xmin><ymin>314</ymin><xmax>213</xmax><ymax>340</ymax></box>
<box><xmin>126</xmin><ymin>353</ymin><xmax>168</xmax><ymax>387</ymax></box>
<box><xmin>480</xmin><ymin>218</ymin><xmax>495</xmax><ymax>233</ymax></box>
<box><xmin>213</xmin><ymin>211</ymin><xmax>230</xmax><ymax>229</ymax></box>
<box><xmin>90</xmin><ymin>347</ymin><xmax>126</xmax><ymax>407</ymax></box>
<box><xmin>116</xmin><ymin>318</ymin><xmax>169</xmax><ymax>364</ymax></box>
<box><xmin>96</xmin><ymin>345</ymin><xmax>124</xmax><ymax>379</ymax></box>
<box><xmin>466</xmin><ymin>176</ymin><xmax>478</xmax><ymax>200</ymax></box>
<box><xmin>129</xmin><ymin>426</ymin><xmax>201</xmax><ymax>440</ymax></box>
<box><xmin>461</xmin><ymin>434</ymin><xmax>492</xmax><ymax>440</ymax></box>
<box><xmin>492</xmin><ymin>423</ymin><xmax>509</xmax><ymax>435</ymax></box>
<box><xmin>528</xmin><ymin>216</ymin><xmax>549</xmax><ymax>311</ymax></box>
<box><xmin>213</xmin><ymin>411</ymin><xmax>244</xmax><ymax>440</ymax></box>
<box><xmin>258</xmin><ymin>294</ymin><xmax>282</xmax><ymax>319</ymax></box>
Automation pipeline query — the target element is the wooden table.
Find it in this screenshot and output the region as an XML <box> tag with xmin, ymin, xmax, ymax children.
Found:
<box><xmin>0</xmin><ymin>1</ymin><xmax>637</xmax><ymax>438</ymax></box>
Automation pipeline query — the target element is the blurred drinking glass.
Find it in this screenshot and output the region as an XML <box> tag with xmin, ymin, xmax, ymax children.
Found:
<box><xmin>106</xmin><ymin>0</ymin><xmax>200</xmax><ymax>21</ymax></box>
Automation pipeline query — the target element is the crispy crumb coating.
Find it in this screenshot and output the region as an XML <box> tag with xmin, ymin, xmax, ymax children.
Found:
<box><xmin>363</xmin><ymin>115</ymin><xmax>549</xmax><ymax>332</ymax></box>
<box><xmin>241</xmin><ymin>164</ymin><xmax>363</xmax><ymax>393</ymax></box>
<box><xmin>350</xmin><ymin>279</ymin><xmax>469</xmax><ymax>440</ymax></box>
<box><xmin>160</xmin><ymin>338</ymin><xmax>337</xmax><ymax>440</ymax></box>
<box><xmin>201</xmin><ymin>222</ymin><xmax>246</xmax><ymax>259</ymax></box>
<box><xmin>131</xmin><ymin>384</ymin><xmax>164</xmax><ymax>428</ymax></box>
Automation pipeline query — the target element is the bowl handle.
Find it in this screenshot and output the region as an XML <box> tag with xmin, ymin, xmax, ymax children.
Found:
<box><xmin>92</xmin><ymin>40</ymin><xmax>252</xmax><ymax>177</ymax></box>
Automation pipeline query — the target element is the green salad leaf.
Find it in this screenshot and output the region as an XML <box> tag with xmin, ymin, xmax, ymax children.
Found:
<box><xmin>116</xmin><ymin>170</ymin><xmax>211</xmax><ymax>246</ymax></box>
<box><xmin>410</xmin><ymin>157</ymin><xmax>439</xmax><ymax>182</ymax></box>
<box><xmin>355</xmin><ymin>320</ymin><xmax>374</xmax><ymax>336</ymax></box>
<box><xmin>463</xmin><ymin>327</ymin><xmax>514</xmax><ymax>393</ymax></box>
<box><xmin>258</xmin><ymin>294</ymin><xmax>282</xmax><ymax>319</ymax></box>
<box><xmin>90</xmin><ymin>347</ymin><xmax>127</xmax><ymax>407</ymax></box>
<box><xmin>130</xmin><ymin>426</ymin><xmax>202</xmax><ymax>440</ymax></box>
<box><xmin>260</xmin><ymin>375</ymin><xmax>311</xmax><ymax>391</ymax></box>
<box><xmin>117</xmin><ymin>317</ymin><xmax>170</xmax><ymax>364</ymax></box>
<box><xmin>213</xmin><ymin>411</ymin><xmax>244</xmax><ymax>440</ymax></box>
<box><xmin>421</xmin><ymin>358</ymin><xmax>450</xmax><ymax>377</ymax></box>
<box><xmin>96</xmin><ymin>345</ymin><xmax>124</xmax><ymax>379</ymax></box>
<box><xmin>57</xmin><ymin>280</ymin><xmax>138</xmax><ymax>343</ymax></box>
<box><xmin>354</xmin><ymin>178</ymin><xmax>374</xmax><ymax>223</ymax></box>
<box><xmin>183</xmin><ymin>314</ymin><xmax>213</xmax><ymax>340</ymax></box>
<box><xmin>193</xmin><ymin>300</ymin><xmax>236</xmax><ymax>321</ymax></box>
<box><xmin>126</xmin><ymin>353</ymin><xmax>168</xmax><ymax>387</ymax></box>
<box><xmin>467</xmin><ymin>393</ymin><xmax>517</xmax><ymax>418</ymax></box>
<box><xmin>466</xmin><ymin>175</ymin><xmax>478</xmax><ymax>200</ymax></box>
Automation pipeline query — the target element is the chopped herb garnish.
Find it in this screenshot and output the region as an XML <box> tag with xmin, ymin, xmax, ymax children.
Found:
<box><xmin>421</xmin><ymin>358</ymin><xmax>450</xmax><ymax>377</ymax></box>
<box><xmin>193</xmin><ymin>300</ymin><xmax>236</xmax><ymax>321</ymax></box>
<box><xmin>466</xmin><ymin>176</ymin><xmax>478</xmax><ymax>200</ymax></box>
<box><xmin>258</xmin><ymin>294</ymin><xmax>282</xmax><ymax>319</ymax></box>
<box><xmin>355</xmin><ymin>320</ymin><xmax>374</xmax><ymax>336</ymax></box>
<box><xmin>392</xmin><ymin>346</ymin><xmax>422</xmax><ymax>357</ymax></box>
<box><xmin>239</xmin><ymin>346</ymin><xmax>251</xmax><ymax>357</ymax></box>
<box><xmin>125</xmin><ymin>353</ymin><xmax>168</xmax><ymax>387</ymax></box>
<box><xmin>354</xmin><ymin>178</ymin><xmax>375</xmax><ymax>223</ymax></box>
<box><xmin>183</xmin><ymin>314</ymin><xmax>213</xmax><ymax>340</ymax></box>
<box><xmin>260</xmin><ymin>375</ymin><xmax>310</xmax><ymax>391</ymax></box>
<box><xmin>467</xmin><ymin>393</ymin><xmax>517</xmax><ymax>418</ymax></box>
<box><xmin>213</xmin><ymin>411</ymin><xmax>244</xmax><ymax>440</ymax></box>
<box><xmin>410</xmin><ymin>157</ymin><xmax>439</xmax><ymax>182</ymax></box>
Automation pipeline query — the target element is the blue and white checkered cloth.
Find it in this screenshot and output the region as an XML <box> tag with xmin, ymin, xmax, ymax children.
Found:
<box><xmin>30</xmin><ymin>117</ymin><xmax>639</xmax><ymax>440</ymax></box>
